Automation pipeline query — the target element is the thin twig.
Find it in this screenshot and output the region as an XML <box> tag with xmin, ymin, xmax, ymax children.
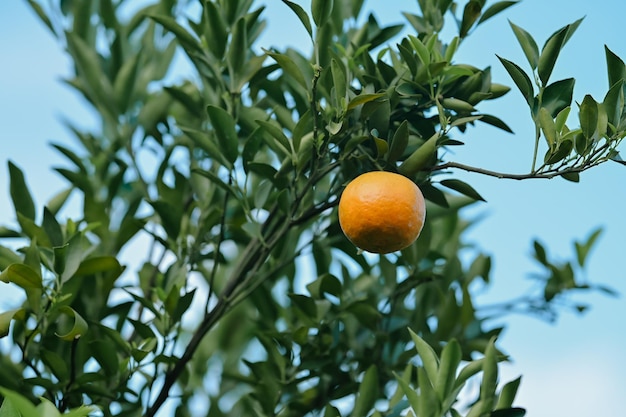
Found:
<box><xmin>432</xmin><ymin>161</ymin><xmax>585</xmax><ymax>180</ymax></box>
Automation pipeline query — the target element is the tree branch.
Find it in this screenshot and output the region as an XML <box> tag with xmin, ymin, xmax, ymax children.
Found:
<box><xmin>432</xmin><ymin>161</ymin><xmax>585</xmax><ymax>180</ymax></box>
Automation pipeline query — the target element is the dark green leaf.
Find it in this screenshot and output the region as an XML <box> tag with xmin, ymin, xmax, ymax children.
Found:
<box><xmin>605</xmin><ymin>45</ymin><xmax>626</xmax><ymax>88</ymax></box>
<box><xmin>206</xmin><ymin>105</ymin><xmax>239</xmax><ymax>164</ymax></box>
<box><xmin>149</xmin><ymin>14</ymin><xmax>203</xmax><ymax>54</ymax></box>
<box><xmin>408</xmin><ymin>328</ymin><xmax>439</xmax><ymax>383</ymax></box>
<box><xmin>579</xmin><ymin>94</ymin><xmax>598</xmax><ymax>139</ymax></box>
<box><xmin>42</xmin><ymin>207</ymin><xmax>64</xmax><ymax>247</ymax></box>
<box><xmin>264</xmin><ymin>49</ymin><xmax>308</xmax><ymax>90</ymax></box>
<box><xmin>478</xmin><ymin>2</ymin><xmax>518</xmax><ymax>26</ymax></box>
<box><xmin>204</xmin><ymin>1</ymin><xmax>228</xmax><ymax>58</ymax></box>
<box><xmin>352</xmin><ymin>365</ymin><xmax>379</xmax><ymax>417</ymax></box>
<box><xmin>560</xmin><ymin>171</ymin><xmax>580</xmax><ymax>182</ymax></box>
<box><xmin>538</xmin><ymin>25</ymin><xmax>569</xmax><ymax>85</ymax></box>
<box><xmin>496</xmin><ymin>377</ymin><xmax>522</xmax><ymax>409</ymax></box>
<box><xmin>8</xmin><ymin>161</ymin><xmax>36</xmax><ymax>220</ymax></box>
<box><xmin>228</xmin><ymin>17</ymin><xmax>247</xmax><ymax>83</ymax></box>
<box><xmin>436</xmin><ymin>339</ymin><xmax>462</xmax><ymax>401</ymax></box>
<box><xmin>281</xmin><ymin>0</ymin><xmax>313</xmax><ymax>38</ymax></box>
<box><xmin>150</xmin><ymin>200</ymin><xmax>181</xmax><ymax>238</ymax></box>
<box><xmin>440</xmin><ymin>179</ymin><xmax>485</xmax><ymax>201</ymax></box>
<box><xmin>288</xmin><ymin>294</ymin><xmax>317</xmax><ymax>317</ymax></box>
<box><xmin>575</xmin><ymin>228</ymin><xmax>602</xmax><ymax>267</ymax></box>
<box><xmin>460</xmin><ymin>0</ymin><xmax>482</xmax><ymax>38</ymax></box>
<box><xmin>542</xmin><ymin>78</ymin><xmax>574</xmax><ymax>117</ymax></box>
<box><xmin>490</xmin><ymin>408</ymin><xmax>526</xmax><ymax>417</ymax></box>
<box><xmin>479</xmin><ymin>114</ymin><xmax>513</xmax><ymax>133</ymax></box>
<box><xmin>311</xmin><ymin>0</ymin><xmax>333</xmax><ymax>27</ymax></box>
<box><xmin>497</xmin><ymin>55</ymin><xmax>534</xmax><ymax>105</ymax></box>
<box><xmin>388</xmin><ymin>120</ymin><xmax>409</xmax><ymax>164</ymax></box>
<box><xmin>509</xmin><ymin>21</ymin><xmax>539</xmax><ymax>69</ymax></box>
<box><xmin>603</xmin><ymin>79</ymin><xmax>624</xmax><ymax>126</ymax></box>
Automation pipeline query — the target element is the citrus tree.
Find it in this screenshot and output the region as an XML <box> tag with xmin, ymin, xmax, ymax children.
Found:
<box><xmin>1</xmin><ymin>0</ymin><xmax>623</xmax><ymax>416</ymax></box>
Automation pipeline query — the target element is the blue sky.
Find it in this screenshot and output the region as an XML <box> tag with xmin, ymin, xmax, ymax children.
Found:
<box><xmin>1</xmin><ymin>0</ymin><xmax>625</xmax><ymax>416</ymax></box>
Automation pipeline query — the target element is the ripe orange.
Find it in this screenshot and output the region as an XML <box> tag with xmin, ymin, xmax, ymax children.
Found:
<box><xmin>338</xmin><ymin>171</ymin><xmax>426</xmax><ymax>254</ymax></box>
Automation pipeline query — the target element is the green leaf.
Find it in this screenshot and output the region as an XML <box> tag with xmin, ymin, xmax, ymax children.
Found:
<box><xmin>408</xmin><ymin>328</ymin><xmax>439</xmax><ymax>383</ymax></box>
<box><xmin>311</xmin><ymin>0</ymin><xmax>334</xmax><ymax>27</ymax></box>
<box><xmin>0</xmin><ymin>309</ymin><xmax>25</xmax><ymax>339</ymax></box>
<box><xmin>538</xmin><ymin>107</ymin><xmax>557</xmax><ymax>149</ymax></box>
<box><xmin>495</xmin><ymin>376</ymin><xmax>522</xmax><ymax>410</ymax></box>
<box><xmin>554</xmin><ymin>106</ymin><xmax>571</xmax><ymax>132</ymax></box>
<box><xmin>149</xmin><ymin>14</ymin><xmax>203</xmax><ymax>54</ymax></box>
<box><xmin>542</xmin><ymin>78</ymin><xmax>574</xmax><ymax>118</ymax></box>
<box><xmin>0</xmin><ymin>264</ymin><xmax>42</xmax><ymax>289</ymax></box>
<box><xmin>306</xmin><ymin>273</ymin><xmax>342</xmax><ymax>299</ymax></box>
<box><xmin>538</xmin><ymin>25</ymin><xmax>569</xmax><ymax>85</ymax></box>
<box><xmin>281</xmin><ymin>0</ymin><xmax>313</xmax><ymax>39</ymax></box>
<box><xmin>0</xmin><ymin>388</ymin><xmax>38</xmax><ymax>417</ymax></box>
<box><xmin>579</xmin><ymin>94</ymin><xmax>598</xmax><ymax>139</ymax></box>
<box><xmin>440</xmin><ymin>179</ymin><xmax>485</xmax><ymax>201</ymax></box>
<box><xmin>398</xmin><ymin>132</ymin><xmax>439</xmax><ymax>176</ymax></box>
<box><xmin>75</xmin><ymin>256</ymin><xmax>123</xmax><ymax>277</ymax></box>
<box><xmin>228</xmin><ymin>17</ymin><xmax>247</xmax><ymax>83</ymax></box>
<box><xmin>394</xmin><ymin>371</ymin><xmax>421</xmax><ymax>412</ymax></box>
<box><xmin>479</xmin><ymin>114</ymin><xmax>513</xmax><ymax>133</ymax></box>
<box><xmin>204</xmin><ymin>1</ymin><xmax>228</xmax><ymax>58</ymax></box>
<box><xmin>388</xmin><ymin>120</ymin><xmax>409</xmax><ymax>164</ymax></box>
<box><xmin>206</xmin><ymin>105</ymin><xmax>239</xmax><ymax>164</ymax></box>
<box><xmin>459</xmin><ymin>0</ymin><xmax>482</xmax><ymax>38</ymax></box>
<box><xmin>603</xmin><ymin>79</ymin><xmax>624</xmax><ymax>127</ymax></box>
<box><xmin>509</xmin><ymin>21</ymin><xmax>539</xmax><ymax>69</ymax></box>
<box><xmin>560</xmin><ymin>171</ymin><xmax>580</xmax><ymax>182</ymax></box>
<box><xmin>436</xmin><ymin>339</ymin><xmax>462</xmax><ymax>402</ymax></box>
<box><xmin>113</xmin><ymin>51</ymin><xmax>141</xmax><ymax>112</ymax></box>
<box><xmin>331</xmin><ymin>58</ymin><xmax>347</xmax><ymax>109</ymax></box>
<box><xmin>490</xmin><ymin>408</ymin><xmax>526</xmax><ymax>417</ymax></box>
<box><xmin>256</xmin><ymin>120</ymin><xmax>294</xmax><ymax>158</ymax></box>
<box><xmin>479</xmin><ymin>339</ymin><xmax>499</xmax><ymax>411</ymax></box>
<box><xmin>605</xmin><ymin>45</ymin><xmax>626</xmax><ymax>88</ymax></box>
<box><xmin>408</xmin><ymin>35</ymin><xmax>430</xmax><ymax>67</ymax></box>
<box><xmin>352</xmin><ymin>365</ymin><xmax>379</xmax><ymax>417</ymax></box>
<box><xmin>42</xmin><ymin>207</ymin><xmax>64</xmax><ymax>247</ymax></box>
<box><xmin>497</xmin><ymin>55</ymin><xmax>534</xmax><ymax>105</ymax></box>
<box><xmin>55</xmin><ymin>306</ymin><xmax>88</xmax><ymax>341</ymax></box>
<box><xmin>150</xmin><ymin>200</ymin><xmax>181</xmax><ymax>239</ymax></box>
<box><xmin>264</xmin><ymin>49</ymin><xmax>308</xmax><ymax>90</ymax></box>
<box><xmin>288</xmin><ymin>294</ymin><xmax>317</xmax><ymax>318</ymax></box>
<box><xmin>347</xmin><ymin>93</ymin><xmax>387</xmax><ymax>110</ymax></box>
<box><xmin>8</xmin><ymin>161</ymin><xmax>36</xmax><ymax>220</ymax></box>
<box><xmin>575</xmin><ymin>228</ymin><xmax>602</xmax><ymax>267</ymax></box>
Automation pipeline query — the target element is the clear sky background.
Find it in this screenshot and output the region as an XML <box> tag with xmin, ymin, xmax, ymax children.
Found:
<box><xmin>1</xmin><ymin>0</ymin><xmax>625</xmax><ymax>416</ymax></box>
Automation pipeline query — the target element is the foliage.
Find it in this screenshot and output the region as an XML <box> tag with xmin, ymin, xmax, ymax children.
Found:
<box><xmin>1</xmin><ymin>0</ymin><xmax>622</xmax><ymax>416</ymax></box>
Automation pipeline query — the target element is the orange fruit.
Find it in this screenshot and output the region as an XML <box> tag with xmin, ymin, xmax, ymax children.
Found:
<box><xmin>338</xmin><ymin>171</ymin><xmax>426</xmax><ymax>254</ymax></box>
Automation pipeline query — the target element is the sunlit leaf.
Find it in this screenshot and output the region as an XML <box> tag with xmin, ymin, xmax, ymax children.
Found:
<box><xmin>509</xmin><ymin>21</ymin><xmax>539</xmax><ymax>69</ymax></box>
<box><xmin>497</xmin><ymin>56</ymin><xmax>534</xmax><ymax>105</ymax></box>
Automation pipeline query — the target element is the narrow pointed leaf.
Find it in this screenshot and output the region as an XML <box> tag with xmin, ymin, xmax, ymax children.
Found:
<box><xmin>605</xmin><ymin>45</ymin><xmax>626</xmax><ymax>88</ymax></box>
<box><xmin>497</xmin><ymin>56</ymin><xmax>533</xmax><ymax>104</ymax></box>
<box><xmin>459</xmin><ymin>0</ymin><xmax>482</xmax><ymax>38</ymax></box>
<box><xmin>509</xmin><ymin>21</ymin><xmax>539</xmax><ymax>69</ymax></box>
<box><xmin>264</xmin><ymin>49</ymin><xmax>308</xmax><ymax>90</ymax></box>
<box><xmin>388</xmin><ymin>120</ymin><xmax>409</xmax><ymax>164</ymax></box>
<box><xmin>579</xmin><ymin>94</ymin><xmax>598</xmax><ymax>139</ymax></box>
<box><xmin>8</xmin><ymin>161</ymin><xmax>36</xmax><ymax>220</ymax></box>
<box><xmin>408</xmin><ymin>328</ymin><xmax>439</xmax><ymax>383</ymax></box>
<box><xmin>478</xmin><ymin>2</ymin><xmax>519</xmax><ymax>26</ymax></box>
<box><xmin>538</xmin><ymin>107</ymin><xmax>557</xmax><ymax>148</ymax></box>
<box><xmin>440</xmin><ymin>179</ymin><xmax>485</xmax><ymax>201</ymax></box>
<box><xmin>538</xmin><ymin>25</ymin><xmax>569</xmax><ymax>85</ymax></box>
<box><xmin>206</xmin><ymin>105</ymin><xmax>239</xmax><ymax>163</ymax></box>
<box><xmin>352</xmin><ymin>365</ymin><xmax>379</xmax><ymax>417</ymax></box>
<box><xmin>282</xmin><ymin>0</ymin><xmax>313</xmax><ymax>38</ymax></box>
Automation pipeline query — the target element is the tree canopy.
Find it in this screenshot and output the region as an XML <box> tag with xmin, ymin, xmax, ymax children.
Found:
<box><xmin>0</xmin><ymin>0</ymin><xmax>623</xmax><ymax>416</ymax></box>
